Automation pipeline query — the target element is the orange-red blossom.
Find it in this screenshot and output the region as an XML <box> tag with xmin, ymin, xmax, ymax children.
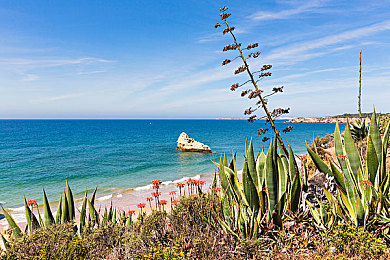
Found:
<box><xmin>360</xmin><ymin>180</ymin><xmax>373</xmax><ymax>189</ymax></box>
<box><xmin>212</xmin><ymin>187</ymin><xmax>221</xmax><ymax>192</ymax></box>
<box><xmin>27</xmin><ymin>199</ymin><xmax>37</xmax><ymax>207</ymax></box>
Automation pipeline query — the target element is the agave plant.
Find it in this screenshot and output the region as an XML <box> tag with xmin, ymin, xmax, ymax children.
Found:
<box><xmin>350</xmin><ymin>118</ymin><xmax>369</xmax><ymax>142</ymax></box>
<box><xmin>1</xmin><ymin>181</ymin><xmax>127</xmax><ymax>249</ymax></box>
<box><xmin>213</xmin><ymin>138</ymin><xmax>303</xmax><ymax>239</ymax></box>
<box><xmin>307</xmin><ymin>111</ymin><xmax>390</xmax><ymax>231</ymax></box>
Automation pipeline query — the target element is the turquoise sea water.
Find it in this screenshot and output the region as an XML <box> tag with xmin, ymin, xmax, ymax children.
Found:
<box><xmin>0</xmin><ymin>120</ymin><xmax>342</xmax><ymax>208</ymax></box>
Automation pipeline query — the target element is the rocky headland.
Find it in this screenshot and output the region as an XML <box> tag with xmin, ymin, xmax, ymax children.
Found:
<box><xmin>287</xmin><ymin>116</ymin><xmax>370</xmax><ymax>123</ymax></box>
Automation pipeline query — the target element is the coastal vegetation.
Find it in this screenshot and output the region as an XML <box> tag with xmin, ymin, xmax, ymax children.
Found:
<box><xmin>1</xmin><ymin>6</ymin><xmax>390</xmax><ymax>260</ymax></box>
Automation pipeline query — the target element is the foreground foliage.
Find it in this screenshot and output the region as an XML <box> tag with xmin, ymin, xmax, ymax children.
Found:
<box><xmin>2</xmin><ymin>194</ymin><xmax>389</xmax><ymax>259</ymax></box>
<box><xmin>308</xmin><ymin>111</ymin><xmax>390</xmax><ymax>234</ymax></box>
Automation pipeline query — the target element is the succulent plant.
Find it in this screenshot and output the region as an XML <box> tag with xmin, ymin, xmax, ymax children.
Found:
<box><xmin>307</xmin><ymin>111</ymin><xmax>390</xmax><ymax>231</ymax></box>
<box><xmin>214</xmin><ymin>138</ymin><xmax>304</xmax><ymax>239</ymax></box>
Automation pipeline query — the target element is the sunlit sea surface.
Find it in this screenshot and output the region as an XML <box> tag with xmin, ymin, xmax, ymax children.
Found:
<box><xmin>0</xmin><ymin>119</ymin><xmax>343</xmax><ymax>208</ymax></box>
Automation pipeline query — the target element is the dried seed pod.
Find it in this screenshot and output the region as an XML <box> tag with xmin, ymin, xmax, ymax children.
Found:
<box><xmin>222</xmin><ymin>59</ymin><xmax>231</xmax><ymax>66</ymax></box>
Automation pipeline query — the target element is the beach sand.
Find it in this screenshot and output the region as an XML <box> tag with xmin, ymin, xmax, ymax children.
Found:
<box><xmin>0</xmin><ymin>171</ymin><xmax>217</xmax><ymax>232</ymax></box>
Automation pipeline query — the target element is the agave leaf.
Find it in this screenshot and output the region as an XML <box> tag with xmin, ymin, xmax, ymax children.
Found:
<box><xmin>66</xmin><ymin>180</ymin><xmax>75</xmax><ymax>220</ymax></box>
<box><xmin>288</xmin><ymin>142</ymin><xmax>298</xmax><ymax>181</ymax></box>
<box><xmin>265</xmin><ymin>140</ymin><xmax>278</xmax><ymax>213</ymax></box>
<box><xmin>242</xmin><ymin>161</ymin><xmax>260</xmax><ymax>214</ymax></box>
<box><xmin>246</xmin><ymin>138</ymin><xmax>258</xmax><ymax>187</ymax></box>
<box><xmin>108</xmin><ymin>202</ymin><xmax>113</xmax><ymax>222</ymax></box>
<box><xmin>329</xmin><ymin>161</ymin><xmax>346</xmax><ymax>192</ymax></box>
<box><xmin>87</xmin><ymin>199</ymin><xmax>99</xmax><ymax>227</ymax></box>
<box><xmin>112</xmin><ymin>208</ymin><xmax>116</xmax><ymax>222</ymax></box>
<box><xmin>224</xmin><ymin>166</ymin><xmax>249</xmax><ymax>207</ymax></box>
<box><xmin>277</xmin><ymin>140</ymin><xmax>289</xmax><ymax>178</ymax></box>
<box><xmin>91</xmin><ymin>186</ymin><xmax>98</xmax><ymax>206</ymax></box>
<box><xmin>55</xmin><ymin>195</ymin><xmax>62</xmax><ymax>224</ymax></box>
<box><xmin>217</xmin><ymin>155</ymin><xmax>230</xmax><ymax>197</ymax></box>
<box><xmin>231</xmin><ymin>148</ymin><xmax>237</xmax><ymax>174</ymax></box>
<box><xmin>276</xmin><ymin>155</ymin><xmax>287</xmax><ymax>202</ymax></box>
<box><xmin>382</xmin><ymin>120</ymin><xmax>390</xmax><ymax>156</ymax></box>
<box><xmin>306</xmin><ymin>201</ymin><xmax>324</xmax><ymax>229</ymax></box>
<box><xmin>343</xmin><ymin>123</ymin><xmax>362</xmax><ymax>180</ymax></box>
<box><xmin>289</xmin><ymin>172</ymin><xmax>301</xmax><ymax>212</ymax></box>
<box><xmin>1</xmin><ymin>234</ymin><xmax>9</xmax><ymax>250</ymax></box>
<box><xmin>256</xmin><ymin>149</ymin><xmax>266</xmax><ymax>191</ymax></box>
<box><xmin>24</xmin><ymin>197</ymin><xmax>40</xmax><ymax>233</ymax></box>
<box><xmin>1</xmin><ymin>206</ymin><xmax>23</xmax><ymax>238</ymax></box>
<box><xmin>103</xmin><ymin>206</ymin><xmax>108</xmax><ymax>224</ymax></box>
<box><xmin>42</xmin><ymin>188</ymin><xmax>55</xmax><ymax>227</ymax></box>
<box><xmin>78</xmin><ymin>190</ymin><xmax>88</xmax><ymax>236</ymax></box>
<box><xmin>367</xmin><ymin>135</ymin><xmax>379</xmax><ymax>186</ymax></box>
<box><xmin>307</xmin><ymin>143</ymin><xmax>333</xmax><ymax>176</ymax></box>
<box><xmin>223</xmin><ymin>151</ymin><xmax>228</xmax><ymax>168</ymax></box>
<box><xmin>369</xmin><ymin>110</ymin><xmax>382</xmax><ymax>162</ymax></box>
<box><xmin>334</xmin><ymin>122</ymin><xmax>346</xmax><ymax>169</ymax></box>
<box><xmin>61</xmin><ymin>191</ymin><xmax>69</xmax><ymax>223</ymax></box>
<box><xmin>338</xmin><ymin>187</ymin><xmax>357</xmax><ymax>226</ymax></box>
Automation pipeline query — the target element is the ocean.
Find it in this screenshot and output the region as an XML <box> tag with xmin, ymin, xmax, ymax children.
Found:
<box><xmin>0</xmin><ymin>119</ymin><xmax>341</xmax><ymax>210</ymax></box>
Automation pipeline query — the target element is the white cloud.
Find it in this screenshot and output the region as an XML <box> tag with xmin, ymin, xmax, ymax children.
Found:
<box><xmin>251</xmin><ymin>0</ymin><xmax>326</xmax><ymax>21</ymax></box>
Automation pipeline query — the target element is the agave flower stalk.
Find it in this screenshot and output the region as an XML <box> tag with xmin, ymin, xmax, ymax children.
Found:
<box><xmin>216</xmin><ymin>6</ymin><xmax>291</xmax><ymax>154</ymax></box>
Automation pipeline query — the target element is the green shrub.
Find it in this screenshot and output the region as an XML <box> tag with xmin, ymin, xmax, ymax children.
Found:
<box><xmin>323</xmin><ymin>223</ymin><xmax>387</xmax><ymax>258</ymax></box>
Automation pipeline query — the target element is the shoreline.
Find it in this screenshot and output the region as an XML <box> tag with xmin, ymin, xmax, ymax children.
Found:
<box><xmin>0</xmin><ymin>171</ymin><xmax>216</xmax><ymax>231</ymax></box>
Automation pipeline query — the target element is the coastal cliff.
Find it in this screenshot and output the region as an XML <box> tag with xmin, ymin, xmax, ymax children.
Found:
<box><xmin>287</xmin><ymin>116</ymin><xmax>370</xmax><ymax>123</ymax></box>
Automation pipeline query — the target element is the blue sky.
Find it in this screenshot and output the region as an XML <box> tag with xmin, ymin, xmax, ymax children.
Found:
<box><xmin>0</xmin><ymin>0</ymin><xmax>389</xmax><ymax>118</ymax></box>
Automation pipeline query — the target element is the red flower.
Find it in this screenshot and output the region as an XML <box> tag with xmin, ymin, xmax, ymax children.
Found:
<box><xmin>186</xmin><ymin>178</ymin><xmax>193</xmax><ymax>185</ymax></box>
<box><xmin>146</xmin><ymin>197</ymin><xmax>153</xmax><ymax>202</ymax></box>
<box><xmin>152</xmin><ymin>184</ymin><xmax>159</xmax><ymax>190</ymax></box>
<box><xmin>172</xmin><ymin>199</ymin><xmax>179</xmax><ymax>205</ymax></box>
<box><xmin>262</xmin><ymin>187</ymin><xmax>270</xmax><ymax>192</ymax></box>
<box><xmin>297</xmin><ymin>154</ymin><xmax>308</xmax><ymax>160</ymax></box>
<box><xmin>190</xmin><ymin>194</ymin><xmax>198</xmax><ymax>197</ymax></box>
<box><xmin>169</xmin><ymin>191</ymin><xmax>177</xmax><ymax>196</ymax></box>
<box><xmin>198</xmin><ymin>180</ymin><xmax>206</xmax><ymax>186</ymax></box>
<box><xmin>360</xmin><ymin>180</ymin><xmax>373</xmax><ymax>189</ymax></box>
<box><xmin>27</xmin><ymin>199</ymin><xmax>37</xmax><ymax>207</ymax></box>
<box><xmin>151</xmin><ymin>179</ymin><xmax>162</xmax><ymax>185</ymax></box>
<box><xmin>151</xmin><ymin>192</ymin><xmax>161</xmax><ymax>197</ymax></box>
<box><xmin>137</xmin><ymin>203</ymin><xmax>146</xmax><ymax>209</ymax></box>
<box><xmin>128</xmin><ymin>210</ymin><xmax>136</xmax><ymax>215</ymax></box>
<box><xmin>176</xmin><ymin>183</ymin><xmax>185</xmax><ymax>188</ymax></box>
<box><xmin>212</xmin><ymin>187</ymin><xmax>221</xmax><ymax>192</ymax></box>
<box><xmin>159</xmin><ymin>200</ymin><xmax>168</xmax><ymax>205</ymax></box>
<box><xmin>338</xmin><ymin>154</ymin><xmax>348</xmax><ymax>160</ymax></box>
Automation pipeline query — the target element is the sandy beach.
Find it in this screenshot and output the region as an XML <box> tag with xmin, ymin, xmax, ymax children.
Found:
<box><xmin>0</xmin><ymin>171</ymin><xmax>216</xmax><ymax>232</ymax></box>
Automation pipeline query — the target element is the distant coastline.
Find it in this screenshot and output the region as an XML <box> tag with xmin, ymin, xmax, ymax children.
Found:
<box><xmin>287</xmin><ymin>112</ymin><xmax>389</xmax><ymax>123</ymax></box>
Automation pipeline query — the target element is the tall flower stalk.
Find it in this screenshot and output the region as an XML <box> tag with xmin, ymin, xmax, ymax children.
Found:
<box><xmin>216</xmin><ymin>6</ymin><xmax>292</xmax><ymax>154</ymax></box>
<box><xmin>358</xmin><ymin>50</ymin><xmax>362</xmax><ymax>118</ymax></box>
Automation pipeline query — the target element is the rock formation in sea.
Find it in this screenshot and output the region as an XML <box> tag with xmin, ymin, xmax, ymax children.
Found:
<box><xmin>176</xmin><ymin>132</ymin><xmax>212</xmax><ymax>153</ymax></box>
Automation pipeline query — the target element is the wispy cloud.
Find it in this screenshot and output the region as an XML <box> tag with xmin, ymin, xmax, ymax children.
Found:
<box><xmin>251</xmin><ymin>0</ymin><xmax>326</xmax><ymax>21</ymax></box>
<box><xmin>30</xmin><ymin>93</ymin><xmax>84</xmax><ymax>104</ymax></box>
<box><xmin>0</xmin><ymin>57</ymin><xmax>113</xmax><ymax>69</ymax></box>
<box><xmin>263</xmin><ymin>20</ymin><xmax>390</xmax><ymax>64</ymax></box>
